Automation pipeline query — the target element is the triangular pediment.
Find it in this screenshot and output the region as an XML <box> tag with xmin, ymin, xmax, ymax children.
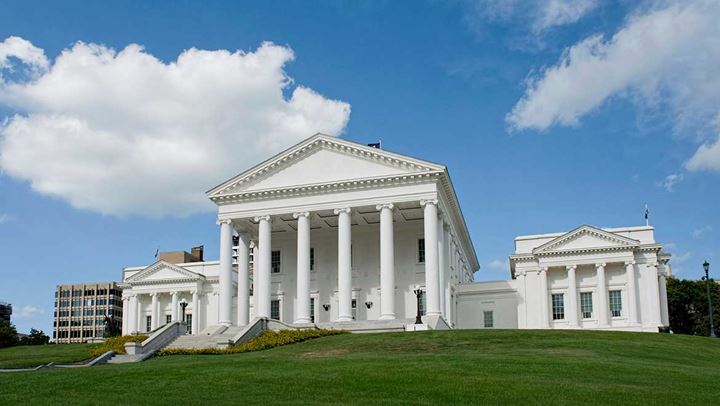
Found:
<box><xmin>126</xmin><ymin>260</ymin><xmax>205</xmax><ymax>283</ymax></box>
<box><xmin>533</xmin><ymin>225</ymin><xmax>640</xmax><ymax>255</ymax></box>
<box><xmin>207</xmin><ymin>133</ymin><xmax>444</xmax><ymax>197</ymax></box>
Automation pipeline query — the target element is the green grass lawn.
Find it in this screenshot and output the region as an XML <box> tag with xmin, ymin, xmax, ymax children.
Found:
<box><xmin>0</xmin><ymin>343</ymin><xmax>94</xmax><ymax>368</ymax></box>
<box><xmin>1</xmin><ymin>329</ymin><xmax>718</xmax><ymax>405</ymax></box>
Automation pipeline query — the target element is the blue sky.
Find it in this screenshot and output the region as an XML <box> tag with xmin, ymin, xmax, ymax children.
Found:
<box><xmin>0</xmin><ymin>0</ymin><xmax>718</xmax><ymax>334</ymax></box>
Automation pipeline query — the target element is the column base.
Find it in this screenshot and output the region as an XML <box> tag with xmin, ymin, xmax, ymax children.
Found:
<box><xmin>219</xmin><ymin>321</ymin><xmax>232</xmax><ymax>327</ymax></box>
<box><xmin>379</xmin><ymin>314</ymin><xmax>396</xmax><ymax>320</ymax></box>
<box><xmin>294</xmin><ymin>318</ymin><xmax>312</xmax><ymax>324</ymax></box>
<box><xmin>336</xmin><ymin>316</ymin><xmax>353</xmax><ymax>322</ymax></box>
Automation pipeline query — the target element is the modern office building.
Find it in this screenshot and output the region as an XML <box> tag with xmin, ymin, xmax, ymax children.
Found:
<box><xmin>53</xmin><ymin>282</ymin><xmax>123</xmax><ymax>343</ymax></box>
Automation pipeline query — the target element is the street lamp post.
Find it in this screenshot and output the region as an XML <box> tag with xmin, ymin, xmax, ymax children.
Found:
<box><xmin>179</xmin><ymin>298</ymin><xmax>188</xmax><ymax>324</ymax></box>
<box><xmin>702</xmin><ymin>261</ymin><xmax>716</xmax><ymax>338</ymax></box>
<box><xmin>413</xmin><ymin>288</ymin><xmax>423</xmax><ymax>325</ymax></box>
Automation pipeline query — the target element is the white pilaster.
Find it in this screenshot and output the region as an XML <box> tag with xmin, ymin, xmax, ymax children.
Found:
<box><xmin>437</xmin><ymin>217</ymin><xmax>447</xmax><ymax>318</ymax></box>
<box><xmin>171</xmin><ymin>291</ymin><xmax>178</xmax><ymax>322</ymax></box>
<box><xmin>236</xmin><ymin>233</ymin><xmax>251</xmax><ymax>326</ymax></box>
<box><xmin>421</xmin><ymin>199</ymin><xmax>441</xmax><ymax>316</ymax></box>
<box><xmin>625</xmin><ymin>261</ymin><xmax>639</xmax><ymax>325</ymax></box>
<box><xmin>136</xmin><ymin>294</ymin><xmax>143</xmax><ymax>333</ymax></box>
<box><xmin>377</xmin><ymin>203</ymin><xmax>396</xmax><ymax>320</ymax></box>
<box><xmin>218</xmin><ymin>219</ymin><xmax>233</xmax><ymax>326</ymax></box>
<box><xmin>539</xmin><ymin>267</ymin><xmax>550</xmax><ymax>328</ymax></box>
<box><xmin>335</xmin><ymin>207</ymin><xmax>353</xmax><ymax>322</ymax></box>
<box><xmin>647</xmin><ymin>262</ymin><xmax>662</xmax><ymax>327</ymax></box>
<box><xmin>566</xmin><ymin>265</ymin><xmax>579</xmax><ymax>327</ymax></box>
<box><xmin>254</xmin><ymin>215</ymin><xmax>272</xmax><ymax>319</ymax></box>
<box><xmin>516</xmin><ymin>270</ymin><xmax>527</xmax><ymax>328</ymax></box>
<box><xmin>294</xmin><ymin>212</ymin><xmax>312</xmax><ymax>324</ymax></box>
<box><xmin>150</xmin><ymin>293</ymin><xmax>158</xmax><ymax>330</ymax></box>
<box><xmin>658</xmin><ymin>263</ymin><xmax>669</xmax><ymax>327</ymax></box>
<box><xmin>192</xmin><ymin>290</ymin><xmax>200</xmax><ymax>335</ymax></box>
<box><xmin>122</xmin><ymin>297</ymin><xmax>130</xmax><ymax>335</ymax></box>
<box><xmin>596</xmin><ymin>263</ymin><xmax>609</xmax><ymax>327</ymax></box>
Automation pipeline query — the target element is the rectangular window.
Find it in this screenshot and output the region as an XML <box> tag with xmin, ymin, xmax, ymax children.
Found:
<box><xmin>166</xmin><ymin>314</ymin><xmax>172</xmax><ymax>325</ymax></box>
<box><xmin>609</xmin><ymin>290</ymin><xmax>622</xmax><ymax>317</ymax></box>
<box><xmin>185</xmin><ymin>314</ymin><xmax>192</xmax><ymax>334</ymax></box>
<box><xmin>271</xmin><ymin>250</ymin><xmax>281</xmax><ymax>273</ymax></box>
<box><xmin>580</xmin><ymin>292</ymin><xmax>593</xmax><ymax>319</ymax></box>
<box><xmin>310</xmin><ymin>298</ymin><xmax>315</xmax><ymax>323</ymax></box>
<box><xmin>310</xmin><ymin>248</ymin><xmax>315</xmax><ymax>271</ymax></box>
<box><xmin>552</xmin><ymin>294</ymin><xmax>565</xmax><ymax>320</ymax></box>
<box><xmin>271</xmin><ymin>299</ymin><xmax>280</xmax><ymax>320</ymax></box>
<box><xmin>351</xmin><ymin>299</ymin><xmax>357</xmax><ymax>320</ymax></box>
<box><xmin>146</xmin><ymin>315</ymin><xmax>152</xmax><ymax>332</ymax></box>
<box><xmin>418</xmin><ymin>239</ymin><xmax>425</xmax><ymax>263</ymax></box>
<box><xmin>483</xmin><ymin>311</ymin><xmax>494</xmax><ymax>328</ymax></box>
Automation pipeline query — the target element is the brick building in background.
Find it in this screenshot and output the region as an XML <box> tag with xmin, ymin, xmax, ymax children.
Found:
<box><xmin>53</xmin><ymin>282</ymin><xmax>123</xmax><ymax>343</ymax></box>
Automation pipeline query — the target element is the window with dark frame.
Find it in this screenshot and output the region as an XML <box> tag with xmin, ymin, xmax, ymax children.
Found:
<box><xmin>580</xmin><ymin>292</ymin><xmax>593</xmax><ymax>319</ymax></box>
<box><xmin>271</xmin><ymin>299</ymin><xmax>280</xmax><ymax>320</ymax></box>
<box><xmin>609</xmin><ymin>290</ymin><xmax>622</xmax><ymax>317</ymax></box>
<box><xmin>552</xmin><ymin>293</ymin><xmax>565</xmax><ymax>320</ymax></box>
<box><xmin>271</xmin><ymin>250</ymin><xmax>281</xmax><ymax>273</ymax></box>
<box><xmin>483</xmin><ymin>310</ymin><xmax>494</xmax><ymax>328</ymax></box>
<box><xmin>418</xmin><ymin>238</ymin><xmax>425</xmax><ymax>263</ymax></box>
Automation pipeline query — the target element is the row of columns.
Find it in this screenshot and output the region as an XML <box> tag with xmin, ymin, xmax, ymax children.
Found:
<box><xmin>534</xmin><ymin>261</ymin><xmax>649</xmax><ymax>327</ymax></box>
<box><xmin>223</xmin><ymin>199</ymin><xmax>449</xmax><ymax>325</ymax></box>
<box><xmin>123</xmin><ymin>291</ymin><xmax>200</xmax><ymax>335</ymax></box>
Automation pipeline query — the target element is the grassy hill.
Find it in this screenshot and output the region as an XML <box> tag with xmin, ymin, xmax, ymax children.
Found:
<box><xmin>0</xmin><ymin>343</ymin><xmax>93</xmax><ymax>368</ymax></box>
<box><xmin>1</xmin><ymin>329</ymin><xmax>718</xmax><ymax>405</ymax></box>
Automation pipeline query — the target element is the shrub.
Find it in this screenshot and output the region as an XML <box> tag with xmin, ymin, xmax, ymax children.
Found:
<box><xmin>90</xmin><ymin>335</ymin><xmax>148</xmax><ymax>357</ymax></box>
<box><xmin>158</xmin><ymin>328</ymin><xmax>347</xmax><ymax>356</ymax></box>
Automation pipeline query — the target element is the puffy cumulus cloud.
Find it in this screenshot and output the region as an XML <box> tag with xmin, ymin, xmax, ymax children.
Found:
<box><xmin>507</xmin><ymin>1</ymin><xmax>720</xmax><ymax>172</ymax></box>
<box><xmin>0</xmin><ymin>37</ymin><xmax>351</xmax><ymax>217</ymax></box>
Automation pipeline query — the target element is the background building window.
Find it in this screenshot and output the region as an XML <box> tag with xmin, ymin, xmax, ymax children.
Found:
<box><xmin>552</xmin><ymin>294</ymin><xmax>565</xmax><ymax>320</ymax></box>
<box><xmin>580</xmin><ymin>292</ymin><xmax>593</xmax><ymax>319</ymax></box>
<box><xmin>271</xmin><ymin>251</ymin><xmax>281</xmax><ymax>273</ymax></box>
<box><xmin>609</xmin><ymin>290</ymin><xmax>622</xmax><ymax>317</ymax></box>
<box><xmin>417</xmin><ymin>239</ymin><xmax>425</xmax><ymax>263</ymax></box>
<box><xmin>271</xmin><ymin>299</ymin><xmax>280</xmax><ymax>320</ymax></box>
<box><xmin>483</xmin><ymin>310</ymin><xmax>494</xmax><ymax>328</ymax></box>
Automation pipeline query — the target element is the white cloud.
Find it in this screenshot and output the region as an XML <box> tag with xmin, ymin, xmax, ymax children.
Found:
<box><xmin>0</xmin><ymin>212</ymin><xmax>11</xmax><ymax>224</ymax></box>
<box><xmin>692</xmin><ymin>225</ymin><xmax>711</xmax><ymax>239</ymax></box>
<box><xmin>534</xmin><ymin>0</ymin><xmax>599</xmax><ymax>32</ymax></box>
<box><xmin>660</xmin><ymin>173</ymin><xmax>683</xmax><ymax>192</ymax></box>
<box><xmin>487</xmin><ymin>259</ymin><xmax>508</xmax><ymax>270</ymax></box>
<box><xmin>672</xmin><ymin>251</ymin><xmax>691</xmax><ymax>264</ymax></box>
<box><xmin>14</xmin><ymin>305</ymin><xmax>43</xmax><ymax>319</ymax></box>
<box><xmin>507</xmin><ymin>0</ymin><xmax>720</xmax><ymax>142</ymax></box>
<box><xmin>686</xmin><ymin>134</ymin><xmax>720</xmax><ymax>171</ymax></box>
<box><xmin>0</xmin><ymin>37</ymin><xmax>351</xmax><ymax>217</ymax></box>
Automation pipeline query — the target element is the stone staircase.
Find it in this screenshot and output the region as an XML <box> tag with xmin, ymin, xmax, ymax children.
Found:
<box><xmin>106</xmin><ymin>354</ymin><xmax>149</xmax><ymax>364</ymax></box>
<box><xmin>316</xmin><ymin>318</ymin><xmax>411</xmax><ymax>333</ymax></box>
<box><xmin>164</xmin><ymin>325</ymin><xmax>248</xmax><ymax>350</ymax></box>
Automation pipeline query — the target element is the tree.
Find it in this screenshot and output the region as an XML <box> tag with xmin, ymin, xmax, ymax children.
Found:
<box><xmin>0</xmin><ymin>319</ymin><xmax>19</xmax><ymax>348</ymax></box>
<box><xmin>19</xmin><ymin>328</ymin><xmax>50</xmax><ymax>345</ymax></box>
<box><xmin>667</xmin><ymin>276</ymin><xmax>720</xmax><ymax>336</ymax></box>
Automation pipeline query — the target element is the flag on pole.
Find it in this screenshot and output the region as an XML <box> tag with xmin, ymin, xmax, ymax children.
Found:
<box><xmin>367</xmin><ymin>141</ymin><xmax>381</xmax><ymax>149</ymax></box>
<box><xmin>154</xmin><ymin>247</ymin><xmax>159</xmax><ymax>259</ymax></box>
<box><xmin>644</xmin><ymin>204</ymin><xmax>649</xmax><ymax>226</ymax></box>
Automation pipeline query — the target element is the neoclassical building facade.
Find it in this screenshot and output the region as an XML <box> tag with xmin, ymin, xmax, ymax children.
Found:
<box><xmin>120</xmin><ymin>134</ymin><xmax>478</xmax><ymax>335</ymax></box>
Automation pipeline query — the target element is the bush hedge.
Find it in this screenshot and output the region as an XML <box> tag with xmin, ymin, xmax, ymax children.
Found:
<box><xmin>90</xmin><ymin>335</ymin><xmax>148</xmax><ymax>357</ymax></box>
<box><xmin>158</xmin><ymin>328</ymin><xmax>348</xmax><ymax>356</ymax></box>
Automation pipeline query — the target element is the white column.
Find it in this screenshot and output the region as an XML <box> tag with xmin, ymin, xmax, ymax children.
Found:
<box><xmin>596</xmin><ymin>263</ymin><xmax>609</xmax><ymax>327</ymax></box>
<box><xmin>236</xmin><ymin>233</ymin><xmax>250</xmax><ymax>326</ymax></box>
<box><xmin>150</xmin><ymin>293</ymin><xmax>158</xmax><ymax>330</ymax></box>
<box><xmin>516</xmin><ymin>270</ymin><xmax>527</xmax><ymax>328</ymax></box>
<box><xmin>335</xmin><ymin>207</ymin><xmax>353</xmax><ymax>322</ymax></box>
<box><xmin>437</xmin><ymin>217</ymin><xmax>447</xmax><ymax>319</ymax></box>
<box><xmin>377</xmin><ymin>203</ymin><xmax>396</xmax><ymax>320</ymax></box>
<box><xmin>122</xmin><ymin>297</ymin><xmax>130</xmax><ymax>335</ymax></box>
<box><xmin>218</xmin><ymin>219</ymin><xmax>233</xmax><ymax>326</ymax></box>
<box><xmin>566</xmin><ymin>265</ymin><xmax>579</xmax><ymax>327</ymax></box>
<box><xmin>625</xmin><ymin>261</ymin><xmax>639</xmax><ymax>325</ymax></box>
<box><xmin>421</xmin><ymin>199</ymin><xmax>441</xmax><ymax>316</ymax></box>
<box><xmin>294</xmin><ymin>212</ymin><xmax>312</xmax><ymax>324</ymax></box>
<box><xmin>658</xmin><ymin>264</ymin><xmax>669</xmax><ymax>327</ymax></box>
<box><xmin>254</xmin><ymin>215</ymin><xmax>272</xmax><ymax>319</ymax></box>
<box><xmin>133</xmin><ymin>294</ymin><xmax>141</xmax><ymax>333</ymax></box>
<box><xmin>192</xmin><ymin>290</ymin><xmax>200</xmax><ymax>335</ymax></box>
<box><xmin>539</xmin><ymin>267</ymin><xmax>550</xmax><ymax>328</ymax></box>
<box><xmin>648</xmin><ymin>262</ymin><xmax>662</xmax><ymax>326</ymax></box>
<box><xmin>171</xmin><ymin>291</ymin><xmax>179</xmax><ymax>322</ymax></box>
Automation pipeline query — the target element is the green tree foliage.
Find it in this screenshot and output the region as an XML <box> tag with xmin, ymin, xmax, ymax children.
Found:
<box><xmin>0</xmin><ymin>320</ymin><xmax>19</xmax><ymax>348</ymax></box>
<box><xmin>667</xmin><ymin>276</ymin><xmax>720</xmax><ymax>336</ymax></box>
<box><xmin>19</xmin><ymin>328</ymin><xmax>50</xmax><ymax>346</ymax></box>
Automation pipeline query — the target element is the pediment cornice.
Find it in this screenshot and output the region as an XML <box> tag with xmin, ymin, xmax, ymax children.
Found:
<box><xmin>532</xmin><ymin>225</ymin><xmax>640</xmax><ymax>256</ymax></box>
<box><xmin>126</xmin><ymin>260</ymin><xmax>206</xmax><ymax>284</ymax></box>
<box><xmin>206</xmin><ymin>134</ymin><xmax>445</xmax><ymax>200</ymax></box>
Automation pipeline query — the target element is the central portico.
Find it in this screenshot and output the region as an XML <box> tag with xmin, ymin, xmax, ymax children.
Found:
<box><xmin>207</xmin><ymin>134</ymin><xmax>478</xmax><ymax>329</ymax></box>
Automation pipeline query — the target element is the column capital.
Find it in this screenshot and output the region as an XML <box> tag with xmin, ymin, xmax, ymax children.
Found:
<box><xmin>420</xmin><ymin>199</ymin><xmax>438</xmax><ymax>207</ymax></box>
<box><xmin>253</xmin><ymin>215</ymin><xmax>272</xmax><ymax>223</ymax></box>
<box><xmin>150</xmin><ymin>292</ymin><xmax>158</xmax><ymax>297</ymax></box>
<box><xmin>566</xmin><ymin>264</ymin><xmax>577</xmax><ymax>272</ymax></box>
<box><xmin>624</xmin><ymin>260</ymin><xmax>636</xmax><ymax>266</ymax></box>
<box><xmin>538</xmin><ymin>267</ymin><xmax>548</xmax><ymax>274</ymax></box>
<box><xmin>376</xmin><ymin>203</ymin><xmax>394</xmax><ymax>211</ymax></box>
<box><xmin>595</xmin><ymin>263</ymin><xmax>607</xmax><ymax>269</ymax></box>
<box><xmin>216</xmin><ymin>218</ymin><xmax>233</xmax><ymax>226</ymax></box>
<box><xmin>333</xmin><ymin>207</ymin><xmax>352</xmax><ymax>215</ymax></box>
<box><xmin>292</xmin><ymin>211</ymin><xmax>310</xmax><ymax>219</ymax></box>
<box><xmin>171</xmin><ymin>291</ymin><xmax>178</xmax><ymax>297</ymax></box>
<box><xmin>516</xmin><ymin>270</ymin><xmax>527</xmax><ymax>277</ymax></box>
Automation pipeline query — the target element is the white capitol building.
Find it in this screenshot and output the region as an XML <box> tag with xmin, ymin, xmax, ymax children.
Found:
<box><xmin>119</xmin><ymin>134</ymin><xmax>671</xmax><ymax>336</ymax></box>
